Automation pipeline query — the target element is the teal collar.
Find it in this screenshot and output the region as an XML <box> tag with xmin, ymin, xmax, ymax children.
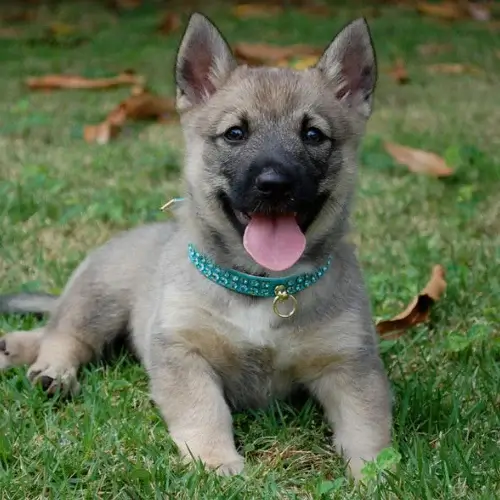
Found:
<box><xmin>188</xmin><ymin>243</ymin><xmax>332</xmax><ymax>318</ymax></box>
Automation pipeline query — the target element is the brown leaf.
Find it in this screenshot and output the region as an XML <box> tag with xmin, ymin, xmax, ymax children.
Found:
<box><xmin>417</xmin><ymin>43</ymin><xmax>453</xmax><ymax>56</ymax></box>
<box><xmin>84</xmin><ymin>87</ymin><xmax>177</xmax><ymax>144</ymax></box>
<box><xmin>298</xmin><ymin>5</ymin><xmax>332</xmax><ymax>16</ymax></box>
<box><xmin>384</xmin><ymin>142</ymin><xmax>454</xmax><ymax>177</ymax></box>
<box><xmin>376</xmin><ymin>265</ymin><xmax>447</xmax><ymax>339</ymax></box>
<box><xmin>1</xmin><ymin>10</ymin><xmax>36</xmax><ymax>23</ymax></box>
<box><xmin>288</xmin><ymin>55</ymin><xmax>321</xmax><ymax>70</ymax></box>
<box><xmin>416</xmin><ymin>2</ymin><xmax>465</xmax><ymax>21</ymax></box>
<box><xmin>233</xmin><ymin>42</ymin><xmax>322</xmax><ymax>66</ymax></box>
<box><xmin>426</xmin><ymin>62</ymin><xmax>481</xmax><ymax>75</ymax></box>
<box><xmin>232</xmin><ymin>4</ymin><xmax>283</xmax><ymax>18</ymax></box>
<box><xmin>496</xmin><ymin>50</ymin><xmax>500</xmax><ymax>60</ymax></box>
<box><xmin>388</xmin><ymin>58</ymin><xmax>410</xmax><ymax>84</ymax></box>
<box><xmin>158</xmin><ymin>12</ymin><xmax>181</xmax><ymax>35</ymax></box>
<box><xmin>26</xmin><ymin>71</ymin><xmax>144</xmax><ymax>90</ymax></box>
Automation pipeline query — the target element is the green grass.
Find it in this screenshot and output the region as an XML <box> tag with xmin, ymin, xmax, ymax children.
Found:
<box><xmin>1</xmin><ymin>1</ymin><xmax>500</xmax><ymax>498</ymax></box>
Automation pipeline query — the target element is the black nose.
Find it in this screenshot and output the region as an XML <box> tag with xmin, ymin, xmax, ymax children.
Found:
<box><xmin>255</xmin><ymin>170</ymin><xmax>293</xmax><ymax>197</ymax></box>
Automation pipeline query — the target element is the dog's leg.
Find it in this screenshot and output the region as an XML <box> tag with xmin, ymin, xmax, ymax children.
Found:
<box><xmin>0</xmin><ymin>328</ymin><xmax>45</xmax><ymax>369</ymax></box>
<box><xmin>27</xmin><ymin>327</ymin><xmax>96</xmax><ymax>396</ymax></box>
<box><xmin>149</xmin><ymin>342</ymin><xmax>244</xmax><ymax>476</ymax></box>
<box><xmin>308</xmin><ymin>354</ymin><xmax>392</xmax><ymax>480</ymax></box>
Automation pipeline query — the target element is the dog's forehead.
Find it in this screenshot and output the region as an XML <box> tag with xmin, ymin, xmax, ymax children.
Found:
<box><xmin>217</xmin><ymin>66</ymin><xmax>332</xmax><ymax>119</ymax></box>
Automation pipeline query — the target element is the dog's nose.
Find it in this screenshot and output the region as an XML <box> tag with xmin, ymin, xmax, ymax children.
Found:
<box><xmin>255</xmin><ymin>170</ymin><xmax>293</xmax><ymax>197</ymax></box>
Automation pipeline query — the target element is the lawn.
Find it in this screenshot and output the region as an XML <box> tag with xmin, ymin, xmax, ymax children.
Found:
<box><xmin>0</xmin><ymin>1</ymin><xmax>499</xmax><ymax>498</ymax></box>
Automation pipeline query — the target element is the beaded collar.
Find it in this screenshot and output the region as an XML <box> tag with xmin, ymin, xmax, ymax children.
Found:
<box><xmin>188</xmin><ymin>244</ymin><xmax>332</xmax><ymax>318</ymax></box>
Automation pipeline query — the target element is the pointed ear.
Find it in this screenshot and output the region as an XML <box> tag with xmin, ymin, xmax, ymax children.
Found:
<box><xmin>175</xmin><ymin>13</ymin><xmax>237</xmax><ymax>109</ymax></box>
<box><xmin>316</xmin><ymin>18</ymin><xmax>377</xmax><ymax>117</ymax></box>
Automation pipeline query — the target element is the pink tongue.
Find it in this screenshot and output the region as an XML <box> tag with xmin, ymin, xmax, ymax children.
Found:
<box><xmin>243</xmin><ymin>214</ymin><xmax>306</xmax><ymax>271</ymax></box>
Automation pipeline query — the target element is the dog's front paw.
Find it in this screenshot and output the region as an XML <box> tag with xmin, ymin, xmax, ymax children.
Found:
<box><xmin>28</xmin><ymin>361</ymin><xmax>80</xmax><ymax>396</ymax></box>
<box><xmin>0</xmin><ymin>338</ymin><xmax>13</xmax><ymax>370</ymax></box>
<box><xmin>178</xmin><ymin>440</ymin><xmax>244</xmax><ymax>476</ymax></box>
<box><xmin>211</xmin><ymin>454</ymin><xmax>245</xmax><ymax>477</ymax></box>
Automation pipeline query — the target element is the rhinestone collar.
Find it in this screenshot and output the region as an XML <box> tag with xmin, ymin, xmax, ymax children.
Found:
<box><xmin>188</xmin><ymin>243</ymin><xmax>332</xmax><ymax>318</ymax></box>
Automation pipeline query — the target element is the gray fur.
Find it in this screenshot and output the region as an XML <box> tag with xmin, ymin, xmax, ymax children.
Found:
<box><xmin>0</xmin><ymin>292</ymin><xmax>58</xmax><ymax>315</ymax></box>
<box><xmin>0</xmin><ymin>13</ymin><xmax>392</xmax><ymax>479</ymax></box>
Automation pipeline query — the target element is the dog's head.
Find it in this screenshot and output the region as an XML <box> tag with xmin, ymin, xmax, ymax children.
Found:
<box><xmin>175</xmin><ymin>13</ymin><xmax>376</xmax><ymax>274</ymax></box>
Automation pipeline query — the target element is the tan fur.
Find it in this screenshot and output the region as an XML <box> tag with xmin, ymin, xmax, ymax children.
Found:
<box><xmin>0</xmin><ymin>14</ymin><xmax>392</xmax><ymax>480</ymax></box>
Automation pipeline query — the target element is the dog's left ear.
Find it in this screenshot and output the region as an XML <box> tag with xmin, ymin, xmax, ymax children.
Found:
<box><xmin>316</xmin><ymin>18</ymin><xmax>377</xmax><ymax>117</ymax></box>
<box><xmin>175</xmin><ymin>13</ymin><xmax>237</xmax><ymax>110</ymax></box>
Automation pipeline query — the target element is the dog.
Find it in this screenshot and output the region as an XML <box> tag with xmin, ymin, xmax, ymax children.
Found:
<box><xmin>0</xmin><ymin>13</ymin><xmax>392</xmax><ymax>479</ymax></box>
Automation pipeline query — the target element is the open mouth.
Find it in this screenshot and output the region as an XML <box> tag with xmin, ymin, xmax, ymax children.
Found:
<box><xmin>218</xmin><ymin>192</ymin><xmax>328</xmax><ymax>271</ymax></box>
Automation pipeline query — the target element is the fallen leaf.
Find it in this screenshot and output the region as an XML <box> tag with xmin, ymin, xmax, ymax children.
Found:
<box><xmin>233</xmin><ymin>42</ymin><xmax>322</xmax><ymax>66</ymax></box>
<box><xmin>426</xmin><ymin>63</ymin><xmax>481</xmax><ymax>75</ymax></box>
<box><xmin>232</xmin><ymin>4</ymin><xmax>283</xmax><ymax>18</ymax></box>
<box><xmin>110</xmin><ymin>0</ymin><xmax>142</xmax><ymax>10</ymax></box>
<box><xmin>298</xmin><ymin>5</ymin><xmax>332</xmax><ymax>16</ymax></box>
<box><xmin>384</xmin><ymin>142</ymin><xmax>454</xmax><ymax>177</ymax></box>
<box><xmin>158</xmin><ymin>12</ymin><xmax>181</xmax><ymax>35</ymax></box>
<box><xmin>416</xmin><ymin>2</ymin><xmax>465</xmax><ymax>21</ymax></box>
<box><xmin>388</xmin><ymin>58</ymin><xmax>410</xmax><ymax>84</ymax></box>
<box><xmin>417</xmin><ymin>1</ymin><xmax>492</xmax><ymax>22</ymax></box>
<box><xmin>1</xmin><ymin>10</ymin><xmax>36</xmax><ymax>23</ymax></box>
<box><xmin>26</xmin><ymin>71</ymin><xmax>144</xmax><ymax>90</ymax></box>
<box><xmin>496</xmin><ymin>50</ymin><xmax>500</xmax><ymax>59</ymax></box>
<box><xmin>417</xmin><ymin>43</ymin><xmax>453</xmax><ymax>56</ymax></box>
<box><xmin>289</xmin><ymin>55</ymin><xmax>321</xmax><ymax>70</ymax></box>
<box><xmin>84</xmin><ymin>87</ymin><xmax>177</xmax><ymax>144</ymax></box>
<box><xmin>376</xmin><ymin>265</ymin><xmax>447</xmax><ymax>339</ymax></box>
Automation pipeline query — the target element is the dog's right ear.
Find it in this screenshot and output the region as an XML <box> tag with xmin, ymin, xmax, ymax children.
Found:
<box><xmin>175</xmin><ymin>13</ymin><xmax>237</xmax><ymax>109</ymax></box>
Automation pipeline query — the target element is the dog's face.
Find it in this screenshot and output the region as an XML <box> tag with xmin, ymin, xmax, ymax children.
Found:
<box><xmin>175</xmin><ymin>14</ymin><xmax>376</xmax><ymax>272</ymax></box>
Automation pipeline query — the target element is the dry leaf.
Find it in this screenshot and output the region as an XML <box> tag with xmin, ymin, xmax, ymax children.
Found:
<box><xmin>158</xmin><ymin>12</ymin><xmax>181</xmax><ymax>35</ymax></box>
<box><xmin>384</xmin><ymin>142</ymin><xmax>454</xmax><ymax>177</ymax></box>
<box><xmin>84</xmin><ymin>87</ymin><xmax>177</xmax><ymax>144</ymax></box>
<box><xmin>298</xmin><ymin>5</ymin><xmax>332</xmax><ymax>16</ymax></box>
<box><xmin>26</xmin><ymin>71</ymin><xmax>144</xmax><ymax>90</ymax></box>
<box><xmin>1</xmin><ymin>10</ymin><xmax>36</xmax><ymax>23</ymax></box>
<box><xmin>416</xmin><ymin>2</ymin><xmax>465</xmax><ymax>21</ymax></box>
<box><xmin>232</xmin><ymin>4</ymin><xmax>283</xmax><ymax>18</ymax></box>
<box><xmin>234</xmin><ymin>42</ymin><xmax>322</xmax><ymax>66</ymax></box>
<box><xmin>289</xmin><ymin>55</ymin><xmax>320</xmax><ymax>70</ymax></box>
<box><xmin>388</xmin><ymin>58</ymin><xmax>410</xmax><ymax>84</ymax></box>
<box><xmin>376</xmin><ymin>265</ymin><xmax>447</xmax><ymax>339</ymax></box>
<box><xmin>426</xmin><ymin>63</ymin><xmax>481</xmax><ymax>75</ymax></box>
<box><xmin>417</xmin><ymin>1</ymin><xmax>491</xmax><ymax>22</ymax></box>
<box><xmin>417</xmin><ymin>43</ymin><xmax>453</xmax><ymax>56</ymax></box>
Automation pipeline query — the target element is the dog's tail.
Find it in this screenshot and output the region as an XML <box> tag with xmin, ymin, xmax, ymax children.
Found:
<box><xmin>0</xmin><ymin>292</ymin><xmax>58</xmax><ymax>316</ymax></box>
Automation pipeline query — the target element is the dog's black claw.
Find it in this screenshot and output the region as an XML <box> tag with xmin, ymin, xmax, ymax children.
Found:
<box><xmin>40</xmin><ymin>375</ymin><xmax>54</xmax><ymax>391</ymax></box>
<box><xmin>39</xmin><ymin>376</ymin><xmax>54</xmax><ymax>391</ymax></box>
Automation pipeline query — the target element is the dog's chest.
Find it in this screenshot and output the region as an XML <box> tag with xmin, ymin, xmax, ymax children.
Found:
<box><xmin>209</xmin><ymin>297</ymin><xmax>298</xmax><ymax>409</ymax></box>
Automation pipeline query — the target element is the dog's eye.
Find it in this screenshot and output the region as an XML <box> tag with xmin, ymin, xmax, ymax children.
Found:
<box><xmin>302</xmin><ymin>127</ymin><xmax>326</xmax><ymax>144</ymax></box>
<box><xmin>223</xmin><ymin>126</ymin><xmax>247</xmax><ymax>143</ymax></box>
<box><xmin>302</xmin><ymin>127</ymin><xmax>327</xmax><ymax>145</ymax></box>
